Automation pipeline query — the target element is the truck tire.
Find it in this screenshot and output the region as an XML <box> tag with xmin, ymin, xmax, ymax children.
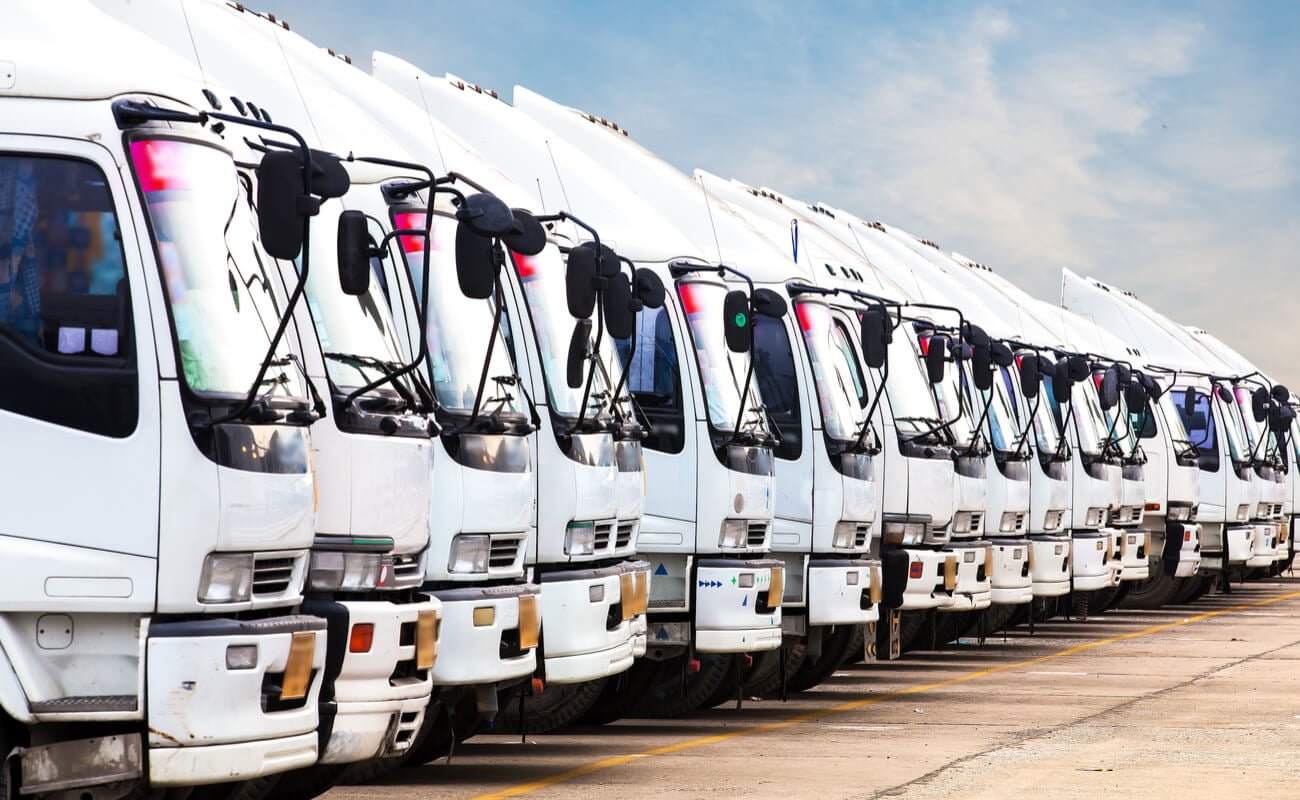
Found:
<box><xmin>334</xmin><ymin>754</ymin><xmax>408</xmax><ymax>787</ymax></box>
<box><xmin>400</xmin><ymin>691</ymin><xmax>479</xmax><ymax>766</ymax></box>
<box><xmin>575</xmin><ymin>657</ymin><xmax>664</xmax><ymax>726</ymax></box>
<box><xmin>1170</xmin><ymin>575</ymin><xmax>1209</xmax><ymax>605</ymax></box>
<box><xmin>784</xmin><ymin>624</ymin><xmax>861</xmax><ymax>694</ymax></box>
<box><xmin>255</xmin><ymin>764</ymin><xmax>351</xmax><ymax>800</ymax></box>
<box><xmin>898</xmin><ymin>610</ymin><xmax>930</xmax><ymax>653</ymax></box>
<box><xmin>959</xmin><ymin>605</ymin><xmax>1018</xmax><ymax>640</ymax></box>
<box><xmin>493</xmin><ymin>679</ymin><xmax>608</xmax><ymax>734</ymax></box>
<box><xmin>1120</xmin><ymin>559</ymin><xmax>1181</xmax><ymax>609</ymax></box>
<box><xmin>930</xmin><ymin>611</ymin><xmax>971</xmax><ymax>647</ymax></box>
<box><xmin>623</xmin><ymin>653</ymin><xmax>735</xmax><ymax>719</ymax></box>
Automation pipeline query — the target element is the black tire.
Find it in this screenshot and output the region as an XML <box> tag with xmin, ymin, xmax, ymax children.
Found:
<box><xmin>784</xmin><ymin>624</ymin><xmax>861</xmax><ymax>694</ymax></box>
<box><xmin>1120</xmin><ymin>558</ymin><xmax>1182</xmax><ymax>609</ymax></box>
<box><xmin>897</xmin><ymin>610</ymin><xmax>930</xmax><ymax>654</ymax></box>
<box><xmin>623</xmin><ymin>653</ymin><xmax>736</xmax><ymax>719</ymax></box>
<box><xmin>493</xmin><ymin>678</ymin><xmax>608</xmax><ymax>735</ymax></box>
<box><xmin>257</xmin><ymin>764</ymin><xmax>350</xmax><ymax>800</ymax></box>
<box><xmin>959</xmin><ymin>604</ymin><xmax>1018</xmax><ymax>640</ymax></box>
<box><xmin>575</xmin><ymin>657</ymin><xmax>665</xmax><ymax>726</ymax></box>
<box><xmin>1170</xmin><ymin>574</ymin><xmax>1209</xmax><ymax>605</ymax></box>
<box><xmin>1072</xmin><ymin>585</ymin><xmax>1121</xmax><ymax>618</ymax></box>
<box><xmin>698</xmin><ymin>654</ymin><xmax>747</xmax><ymax>710</ymax></box>
<box><xmin>735</xmin><ymin>648</ymin><xmax>789</xmax><ymax>699</ymax></box>
<box><xmin>186</xmin><ymin>776</ymin><xmax>280</xmax><ymax>800</ymax></box>
<box><xmin>334</xmin><ymin>754</ymin><xmax>408</xmax><ymax>787</ymax></box>
<box><xmin>929</xmin><ymin>611</ymin><xmax>971</xmax><ymax>647</ymax></box>
<box><xmin>400</xmin><ymin>691</ymin><xmax>479</xmax><ymax>766</ymax></box>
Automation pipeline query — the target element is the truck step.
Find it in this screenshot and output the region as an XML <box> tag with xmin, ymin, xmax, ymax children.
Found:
<box><xmin>29</xmin><ymin>695</ymin><xmax>138</xmax><ymax>714</ymax></box>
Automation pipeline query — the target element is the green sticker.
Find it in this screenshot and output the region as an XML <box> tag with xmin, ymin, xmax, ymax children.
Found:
<box><xmin>734</xmin><ymin>312</ymin><xmax>748</xmax><ymax>327</ymax></box>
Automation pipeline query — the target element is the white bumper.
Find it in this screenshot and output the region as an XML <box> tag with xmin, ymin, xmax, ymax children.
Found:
<box><xmin>1246</xmin><ymin>523</ymin><xmax>1279</xmax><ymax>568</ymax></box>
<box><xmin>425</xmin><ymin>583</ymin><xmax>539</xmax><ymax>686</ymax></box>
<box><xmin>693</xmin><ymin>558</ymin><xmax>784</xmax><ymax>653</ymax></box>
<box><xmin>314</xmin><ymin>597</ymin><xmax>439</xmax><ymax>764</ymax></box>
<box><xmin>1029</xmin><ymin>535</ymin><xmax>1072</xmax><ymax>597</ymax></box>
<box><xmin>939</xmin><ymin>541</ymin><xmax>993</xmax><ymax>612</ymax></box>
<box><xmin>987</xmin><ymin>539</ymin><xmax>1033</xmax><ymax>605</ymax></box>
<box><xmin>1071</xmin><ymin>531</ymin><xmax>1113</xmax><ymax>592</ymax></box>
<box><xmin>146</xmin><ymin>616</ymin><xmax>327</xmax><ymax>786</ymax></box>
<box><xmin>538</xmin><ymin>561</ymin><xmax>649</xmax><ymax>684</ymax></box>
<box><xmin>1117</xmin><ymin>529</ymin><xmax>1151</xmax><ymax>581</ymax></box>
<box><xmin>882</xmin><ymin>548</ymin><xmax>953</xmax><ymax>611</ymax></box>
<box><xmin>1226</xmin><ymin>524</ymin><xmax>1256</xmax><ymax>565</ymax></box>
<box><xmin>807</xmin><ymin>559</ymin><xmax>879</xmax><ymax>626</ymax></box>
<box><xmin>1169</xmin><ymin>522</ymin><xmax>1203</xmax><ymax>578</ymax></box>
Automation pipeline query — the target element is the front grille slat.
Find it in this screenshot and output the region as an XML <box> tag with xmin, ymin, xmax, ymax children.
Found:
<box><xmin>252</xmin><ymin>557</ymin><xmax>295</xmax><ymax>596</ymax></box>
<box><xmin>746</xmin><ymin>521</ymin><xmax>768</xmax><ymax>548</ymax></box>
<box><xmin>616</xmin><ymin>521</ymin><xmax>635</xmax><ymax>549</ymax></box>
<box><xmin>488</xmin><ymin>537</ymin><xmax>520</xmax><ymax>569</ymax></box>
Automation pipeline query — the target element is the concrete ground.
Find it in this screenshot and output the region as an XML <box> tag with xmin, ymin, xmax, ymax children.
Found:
<box><xmin>328</xmin><ymin>575</ymin><xmax>1300</xmax><ymax>800</ymax></box>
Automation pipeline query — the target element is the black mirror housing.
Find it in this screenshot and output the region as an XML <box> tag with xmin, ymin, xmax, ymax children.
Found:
<box><xmin>633</xmin><ymin>268</ymin><xmax>666</xmax><ymax>309</ymax></box>
<box><xmin>860</xmin><ymin>309</ymin><xmax>889</xmax><ymax>370</ymax></box>
<box><xmin>1018</xmin><ymin>354</ymin><xmax>1040</xmax><ymax>399</ymax></box>
<box><xmin>566</xmin><ymin>319</ymin><xmax>592</xmax><ymax>389</ymax></box>
<box><xmin>336</xmin><ymin>210</ymin><xmax>372</xmax><ymax>297</ymax></box>
<box><xmin>990</xmin><ymin>341</ymin><xmax>1014</xmax><ymax>368</ymax></box>
<box><xmin>565</xmin><ymin>246</ymin><xmax>600</xmax><ymax>319</ymax></box>
<box><xmin>501</xmin><ymin>208</ymin><xmax>547</xmax><ymax>256</ymax></box>
<box><xmin>751</xmin><ymin>288</ymin><xmax>788</xmax><ymax>319</ymax></box>
<box><xmin>256</xmin><ymin>150</ymin><xmax>308</xmax><ymax>260</ymax></box>
<box><xmin>603</xmin><ymin>272</ymin><xmax>636</xmax><ymax>339</ymax></box>
<box><xmin>1098</xmin><ymin>367</ymin><xmax>1120</xmax><ymax>410</ymax></box>
<box><xmin>454</xmin><ymin>224</ymin><xmax>499</xmax><ymax>299</ymax></box>
<box><xmin>723</xmin><ymin>290</ymin><xmax>751</xmax><ymax>353</ymax></box>
<box><xmin>310</xmin><ymin>150</ymin><xmax>351</xmax><ymax>200</ymax></box>
<box><xmin>924</xmin><ymin>335</ymin><xmax>948</xmax><ymax>384</ymax></box>
<box><xmin>1252</xmin><ymin>387</ymin><xmax>1270</xmax><ymax>422</ymax></box>
<box><xmin>456</xmin><ymin>192</ymin><xmax>517</xmax><ymax>237</ymax></box>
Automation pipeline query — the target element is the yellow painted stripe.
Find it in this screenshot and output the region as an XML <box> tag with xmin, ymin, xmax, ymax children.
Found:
<box><xmin>472</xmin><ymin>589</ymin><xmax>1300</xmax><ymax>800</ymax></box>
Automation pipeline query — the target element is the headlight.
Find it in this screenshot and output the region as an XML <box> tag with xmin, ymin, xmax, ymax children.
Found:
<box><xmin>999</xmin><ymin>512</ymin><xmax>1017</xmax><ymax>533</ymax></box>
<box><xmin>1044</xmin><ymin>509</ymin><xmax>1064</xmax><ymax>531</ymax></box>
<box><xmin>1085</xmin><ymin>507</ymin><xmax>1106</xmax><ymax>528</ymax></box>
<box><xmin>883</xmin><ymin>520</ymin><xmax>926</xmax><ymax>546</ymax></box>
<box><xmin>1236</xmin><ymin>504</ymin><xmax>1250</xmax><ymax>522</ymax></box>
<box><xmin>831</xmin><ymin>521</ymin><xmax>860</xmax><ymax>550</ymax></box>
<box><xmin>198</xmin><ymin>553</ymin><xmax>254</xmax><ymax>604</ymax></box>
<box><xmin>1166</xmin><ymin>505</ymin><xmax>1191</xmax><ymax>522</ymax></box>
<box><xmin>718</xmin><ymin>519</ymin><xmax>749</xmax><ymax>549</ymax></box>
<box><xmin>309</xmin><ymin>551</ymin><xmax>386</xmax><ymax>591</ymax></box>
<box><xmin>449</xmin><ymin>534</ymin><xmax>490</xmax><ymax>573</ymax></box>
<box><xmin>951</xmin><ymin>512</ymin><xmax>972</xmax><ymax>534</ymax></box>
<box><xmin>565</xmin><ymin>522</ymin><xmax>597</xmax><ymax>556</ymax></box>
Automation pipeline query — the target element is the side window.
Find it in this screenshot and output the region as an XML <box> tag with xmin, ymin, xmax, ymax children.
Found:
<box><xmin>0</xmin><ymin>154</ymin><xmax>136</xmax><ymax>436</ymax></box>
<box><xmin>1178</xmin><ymin>389</ymin><xmax>1218</xmax><ymax>472</ymax></box>
<box><xmin>1131</xmin><ymin>400</ymin><xmax>1157</xmax><ymax>439</ymax></box>
<box><xmin>617</xmin><ymin>305</ymin><xmax>684</xmax><ymax>453</ymax></box>
<box><xmin>752</xmin><ymin>316</ymin><xmax>801</xmax><ymax>460</ymax></box>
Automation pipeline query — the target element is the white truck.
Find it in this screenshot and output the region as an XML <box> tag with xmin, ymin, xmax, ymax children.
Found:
<box><xmin>0</xmin><ymin>3</ymin><xmax>336</xmax><ymax>795</ymax></box>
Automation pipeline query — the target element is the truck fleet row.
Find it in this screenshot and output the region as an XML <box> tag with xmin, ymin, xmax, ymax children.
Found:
<box><xmin>0</xmin><ymin>2</ymin><xmax>1292</xmax><ymax>798</ymax></box>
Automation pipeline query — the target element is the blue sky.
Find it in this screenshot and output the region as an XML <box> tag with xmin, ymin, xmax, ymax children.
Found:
<box><xmin>260</xmin><ymin>1</ymin><xmax>1300</xmax><ymax>383</ymax></box>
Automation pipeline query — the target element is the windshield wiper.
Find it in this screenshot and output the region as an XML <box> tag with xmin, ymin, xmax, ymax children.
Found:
<box><xmin>325</xmin><ymin>351</ymin><xmax>419</xmax><ymax>412</ymax></box>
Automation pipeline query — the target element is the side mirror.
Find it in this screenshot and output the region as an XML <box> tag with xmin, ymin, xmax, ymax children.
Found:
<box><xmin>454</xmin><ymin>224</ymin><xmax>499</xmax><ymax>299</ymax></box>
<box><xmin>501</xmin><ymin>209</ymin><xmax>547</xmax><ymax>256</ymax></box>
<box><xmin>336</xmin><ymin>210</ymin><xmax>372</xmax><ymax>297</ymax></box>
<box><xmin>566</xmin><ymin>318</ymin><xmax>592</xmax><ymax>389</ymax></box>
<box><xmin>1067</xmin><ymin>355</ymin><xmax>1090</xmax><ymax>383</ymax></box>
<box><xmin>751</xmin><ymin>288</ymin><xmax>788</xmax><ymax>319</ymax></box>
<box><xmin>1271</xmin><ymin>384</ymin><xmax>1290</xmax><ymax>404</ymax></box>
<box><xmin>310</xmin><ymin>150</ymin><xmax>350</xmax><ymax>200</ymax></box>
<box><xmin>1115</xmin><ymin>363</ymin><xmax>1132</xmax><ymax>388</ymax></box>
<box><xmin>860</xmin><ymin>309</ymin><xmax>889</xmax><ymax>370</ymax></box>
<box><xmin>456</xmin><ymin>192</ymin><xmax>517</xmax><ymax>237</ymax></box>
<box><xmin>565</xmin><ymin>246</ymin><xmax>600</xmax><ymax>319</ymax></box>
<box><xmin>968</xmin><ymin>326</ymin><xmax>992</xmax><ymax>392</ymax></box>
<box><xmin>603</xmin><ymin>272</ymin><xmax>636</xmax><ymax>339</ymax></box>
<box><xmin>723</xmin><ymin>290</ymin><xmax>751</xmax><ymax>353</ymax></box>
<box><xmin>1140</xmin><ymin>373</ymin><xmax>1162</xmax><ymax>400</ymax></box>
<box><xmin>633</xmin><ymin>268</ymin><xmax>666</xmax><ymax>309</ymax></box>
<box><xmin>990</xmin><ymin>341</ymin><xmax>1014</xmax><ymax>368</ymax></box>
<box><xmin>1051</xmin><ymin>359</ymin><xmax>1073</xmax><ymax>404</ymax></box>
<box><xmin>1124</xmin><ymin>382</ymin><xmax>1147</xmax><ymax>411</ymax></box>
<box><xmin>1018</xmin><ymin>355</ymin><xmax>1040</xmax><ymax>399</ymax></box>
<box><xmin>256</xmin><ymin>150</ymin><xmax>308</xmax><ymax>260</ymax></box>
<box><xmin>1216</xmin><ymin>385</ymin><xmax>1234</xmax><ymax>405</ymax></box>
<box><xmin>1098</xmin><ymin>366</ymin><xmax>1120</xmax><ymax>410</ymax></box>
<box><xmin>1252</xmin><ymin>387</ymin><xmax>1270</xmax><ymax>422</ymax></box>
<box><xmin>924</xmin><ymin>335</ymin><xmax>947</xmax><ymax>384</ymax></box>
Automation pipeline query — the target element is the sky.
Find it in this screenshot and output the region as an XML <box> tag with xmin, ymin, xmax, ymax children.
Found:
<box><xmin>258</xmin><ymin>1</ymin><xmax>1300</xmax><ymax>385</ymax></box>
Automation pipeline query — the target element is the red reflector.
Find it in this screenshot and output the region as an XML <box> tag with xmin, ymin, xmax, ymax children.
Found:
<box><xmin>348</xmin><ymin>623</ymin><xmax>375</xmax><ymax>654</ymax></box>
<box><xmin>687</xmin><ymin>658</ymin><xmax>702</xmax><ymax>674</ymax></box>
<box><xmin>531</xmin><ymin>678</ymin><xmax>545</xmax><ymax>694</ymax></box>
<box><xmin>1184</xmin><ymin>530</ymin><xmax>1192</xmax><ymax>542</ymax></box>
<box><xmin>741</xmin><ymin>654</ymin><xmax>754</xmax><ymax>668</ymax></box>
<box><xmin>909</xmin><ymin>561</ymin><xmax>923</xmax><ymax>579</ymax></box>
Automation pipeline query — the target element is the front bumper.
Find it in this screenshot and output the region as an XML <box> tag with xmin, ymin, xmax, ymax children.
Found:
<box><xmin>1246</xmin><ymin>523</ymin><xmax>1279</xmax><ymax>568</ymax></box>
<box><xmin>1226</xmin><ymin>524</ymin><xmax>1256</xmax><ymax>565</ymax></box>
<box><xmin>1071</xmin><ymin>530</ymin><xmax>1112</xmax><ymax>592</ymax></box>
<box><xmin>938</xmin><ymin>540</ymin><xmax>992</xmax><ymax>612</ymax></box>
<box><xmin>425</xmin><ymin>583</ymin><xmax>539</xmax><ymax>686</ymax></box>
<box><xmin>693</xmin><ymin>558</ymin><xmax>784</xmax><ymax>653</ymax></box>
<box><xmin>1117</xmin><ymin>529</ymin><xmax>1150</xmax><ymax>581</ymax></box>
<box><xmin>987</xmin><ymin>539</ymin><xmax>1033</xmax><ymax>605</ymax></box>
<box><xmin>1028</xmin><ymin>535</ymin><xmax>1072</xmax><ymax>597</ymax></box>
<box><xmin>880</xmin><ymin>548</ymin><xmax>951</xmax><ymax>610</ymax></box>
<box><xmin>807</xmin><ymin>559</ymin><xmax>879</xmax><ymax>626</ymax></box>
<box><xmin>1166</xmin><ymin>522</ymin><xmax>1203</xmax><ymax>578</ymax></box>
<box><xmin>146</xmin><ymin>615</ymin><xmax>327</xmax><ymax>785</ymax></box>
<box><xmin>538</xmin><ymin>561</ymin><xmax>649</xmax><ymax>684</ymax></box>
<box><xmin>306</xmin><ymin>597</ymin><xmax>440</xmax><ymax>765</ymax></box>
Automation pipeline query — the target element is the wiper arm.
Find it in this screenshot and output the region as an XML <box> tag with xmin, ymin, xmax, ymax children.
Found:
<box><xmin>325</xmin><ymin>351</ymin><xmax>417</xmax><ymax>411</ymax></box>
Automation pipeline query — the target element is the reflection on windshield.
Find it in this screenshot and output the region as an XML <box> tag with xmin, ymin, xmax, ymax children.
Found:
<box><xmin>980</xmin><ymin>366</ymin><xmax>1021</xmax><ymax>453</ymax></box>
<box><xmin>306</xmin><ymin>202</ymin><xmax>410</xmax><ymax>394</ymax></box>
<box><xmin>877</xmin><ymin>333</ymin><xmax>942</xmax><ymax>435</ymax></box>
<box><xmin>796</xmin><ymin>301</ymin><xmax>868</xmax><ymax>442</ymax></box>
<box><xmin>677</xmin><ymin>281</ymin><xmax>765</xmax><ymax>433</ymax></box>
<box><xmin>933</xmin><ymin>357</ymin><xmax>974</xmax><ymax>447</ymax></box>
<box><xmin>130</xmin><ymin>138</ymin><xmax>303</xmax><ymax>399</ymax></box>
<box><xmin>1158</xmin><ymin>391</ymin><xmax>1194</xmax><ymax>451</ymax></box>
<box><xmin>511</xmin><ymin>249</ymin><xmax>610</xmax><ymax>419</ymax></box>
<box><xmin>393</xmin><ymin>211</ymin><xmax>519</xmax><ymax>415</ymax></box>
<box><xmin>1231</xmin><ymin>386</ymin><xmax>1275</xmax><ymax>460</ymax></box>
<box><xmin>1218</xmin><ymin>386</ymin><xmax>1251</xmax><ymax>463</ymax></box>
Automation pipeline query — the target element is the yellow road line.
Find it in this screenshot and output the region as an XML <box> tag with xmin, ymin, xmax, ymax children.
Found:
<box><xmin>472</xmin><ymin>588</ymin><xmax>1300</xmax><ymax>800</ymax></box>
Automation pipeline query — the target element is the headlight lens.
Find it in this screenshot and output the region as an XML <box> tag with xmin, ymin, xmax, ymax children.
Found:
<box><xmin>1236</xmin><ymin>504</ymin><xmax>1250</xmax><ymax>521</ymax></box>
<box><xmin>198</xmin><ymin>553</ymin><xmax>254</xmax><ymax>604</ymax></box>
<box><xmin>1166</xmin><ymin>505</ymin><xmax>1191</xmax><ymax>522</ymax></box>
<box><xmin>1044</xmin><ymin>509</ymin><xmax>1065</xmax><ymax>531</ymax></box>
<box><xmin>999</xmin><ymin>512</ymin><xmax>1017</xmax><ymax>533</ymax></box>
<box><xmin>951</xmin><ymin>512</ymin><xmax>972</xmax><ymax>534</ymax></box>
<box><xmin>309</xmin><ymin>551</ymin><xmax>387</xmax><ymax>591</ymax></box>
<box><xmin>831</xmin><ymin>521</ymin><xmax>859</xmax><ymax>550</ymax></box>
<box><xmin>449</xmin><ymin>534</ymin><xmax>490</xmax><ymax>573</ymax></box>
<box><xmin>1085</xmin><ymin>507</ymin><xmax>1106</xmax><ymax>527</ymax></box>
<box><xmin>883</xmin><ymin>520</ymin><xmax>926</xmax><ymax>546</ymax></box>
<box><xmin>718</xmin><ymin>519</ymin><xmax>749</xmax><ymax>549</ymax></box>
<box><xmin>565</xmin><ymin>522</ymin><xmax>597</xmax><ymax>556</ymax></box>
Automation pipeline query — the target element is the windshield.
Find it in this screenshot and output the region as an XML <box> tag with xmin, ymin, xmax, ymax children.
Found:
<box><xmin>878</xmin><ymin>331</ymin><xmax>944</xmax><ymax>436</ymax></box>
<box><xmin>511</xmin><ymin>249</ymin><xmax>611</xmax><ymax>419</ymax></box>
<box><xmin>1101</xmin><ymin>392</ymin><xmax>1139</xmax><ymax>454</ymax></box>
<box><xmin>1069</xmin><ymin>379</ymin><xmax>1108</xmax><ymax>456</ymax></box>
<box><xmin>306</xmin><ymin>202</ymin><xmax>412</xmax><ymax>397</ymax></box>
<box><xmin>393</xmin><ymin>210</ymin><xmax>520</xmax><ymax>416</ymax></box>
<box><xmin>677</xmin><ymin>280</ymin><xmax>766</xmax><ymax>434</ymax></box>
<box><xmin>978</xmin><ymin>366</ymin><xmax>1022</xmax><ymax>454</ymax></box>
<box><xmin>1231</xmin><ymin>386</ymin><xmax>1275</xmax><ymax>461</ymax></box>
<box><xmin>1217</xmin><ymin>386</ymin><xmax>1251</xmax><ymax>464</ymax></box>
<box><xmin>1157</xmin><ymin>391</ymin><xmax>1195</xmax><ymax>453</ymax></box>
<box><xmin>795</xmin><ymin>301</ymin><xmax>870</xmax><ymax>442</ymax></box>
<box><xmin>130</xmin><ymin>138</ymin><xmax>303</xmax><ymax>400</ymax></box>
<box><xmin>933</xmin><ymin>353</ymin><xmax>975</xmax><ymax>447</ymax></box>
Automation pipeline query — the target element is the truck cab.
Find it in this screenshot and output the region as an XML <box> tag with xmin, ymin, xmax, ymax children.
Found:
<box><xmin>0</xmin><ymin>4</ymin><xmax>332</xmax><ymax>795</ymax></box>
